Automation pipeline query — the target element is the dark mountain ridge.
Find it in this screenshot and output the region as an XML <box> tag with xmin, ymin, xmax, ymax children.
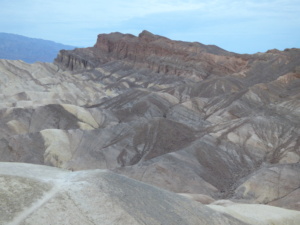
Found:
<box><xmin>0</xmin><ymin>32</ymin><xmax>76</xmax><ymax>63</ymax></box>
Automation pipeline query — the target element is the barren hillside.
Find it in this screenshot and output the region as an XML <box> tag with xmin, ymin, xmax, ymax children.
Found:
<box><xmin>1</xmin><ymin>31</ymin><xmax>300</xmax><ymax>224</ymax></box>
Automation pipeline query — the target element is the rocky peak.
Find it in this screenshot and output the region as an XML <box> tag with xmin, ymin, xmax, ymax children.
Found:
<box><xmin>138</xmin><ymin>30</ymin><xmax>165</xmax><ymax>42</ymax></box>
<box><xmin>94</xmin><ymin>32</ymin><xmax>137</xmax><ymax>52</ymax></box>
<box><xmin>55</xmin><ymin>31</ymin><xmax>248</xmax><ymax>80</ymax></box>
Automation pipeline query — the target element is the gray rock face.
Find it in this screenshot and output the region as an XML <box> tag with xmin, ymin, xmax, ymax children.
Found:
<box><xmin>1</xmin><ymin>31</ymin><xmax>300</xmax><ymax>223</ymax></box>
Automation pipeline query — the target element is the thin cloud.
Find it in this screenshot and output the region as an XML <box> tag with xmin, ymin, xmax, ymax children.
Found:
<box><xmin>0</xmin><ymin>0</ymin><xmax>205</xmax><ymax>23</ymax></box>
<box><xmin>0</xmin><ymin>0</ymin><xmax>299</xmax><ymax>52</ymax></box>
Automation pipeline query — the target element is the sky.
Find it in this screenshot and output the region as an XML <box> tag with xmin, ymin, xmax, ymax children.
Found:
<box><xmin>0</xmin><ymin>0</ymin><xmax>299</xmax><ymax>54</ymax></box>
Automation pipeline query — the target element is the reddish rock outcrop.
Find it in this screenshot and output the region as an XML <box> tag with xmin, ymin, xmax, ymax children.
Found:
<box><xmin>55</xmin><ymin>30</ymin><xmax>249</xmax><ymax>80</ymax></box>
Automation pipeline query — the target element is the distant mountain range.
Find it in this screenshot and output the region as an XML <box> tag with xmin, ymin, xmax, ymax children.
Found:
<box><xmin>0</xmin><ymin>32</ymin><xmax>76</xmax><ymax>63</ymax></box>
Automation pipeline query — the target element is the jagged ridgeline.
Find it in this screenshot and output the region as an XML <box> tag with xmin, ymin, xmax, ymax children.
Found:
<box><xmin>1</xmin><ymin>30</ymin><xmax>300</xmax><ymax>224</ymax></box>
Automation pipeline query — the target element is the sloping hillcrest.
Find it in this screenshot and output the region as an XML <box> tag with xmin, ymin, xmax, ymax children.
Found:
<box><xmin>0</xmin><ymin>32</ymin><xmax>76</xmax><ymax>63</ymax></box>
<box><xmin>1</xmin><ymin>30</ymin><xmax>300</xmax><ymax>224</ymax></box>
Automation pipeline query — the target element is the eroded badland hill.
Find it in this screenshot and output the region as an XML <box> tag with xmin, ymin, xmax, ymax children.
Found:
<box><xmin>1</xmin><ymin>30</ymin><xmax>300</xmax><ymax>224</ymax></box>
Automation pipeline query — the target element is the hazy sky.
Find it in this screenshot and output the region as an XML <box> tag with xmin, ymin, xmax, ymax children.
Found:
<box><xmin>1</xmin><ymin>0</ymin><xmax>299</xmax><ymax>53</ymax></box>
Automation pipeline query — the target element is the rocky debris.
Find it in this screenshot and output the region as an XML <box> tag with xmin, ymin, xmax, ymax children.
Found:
<box><xmin>1</xmin><ymin>30</ymin><xmax>300</xmax><ymax>223</ymax></box>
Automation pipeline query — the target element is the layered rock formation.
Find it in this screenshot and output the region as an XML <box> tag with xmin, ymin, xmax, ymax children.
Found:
<box><xmin>1</xmin><ymin>30</ymin><xmax>300</xmax><ymax>224</ymax></box>
<box><xmin>55</xmin><ymin>30</ymin><xmax>248</xmax><ymax>80</ymax></box>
